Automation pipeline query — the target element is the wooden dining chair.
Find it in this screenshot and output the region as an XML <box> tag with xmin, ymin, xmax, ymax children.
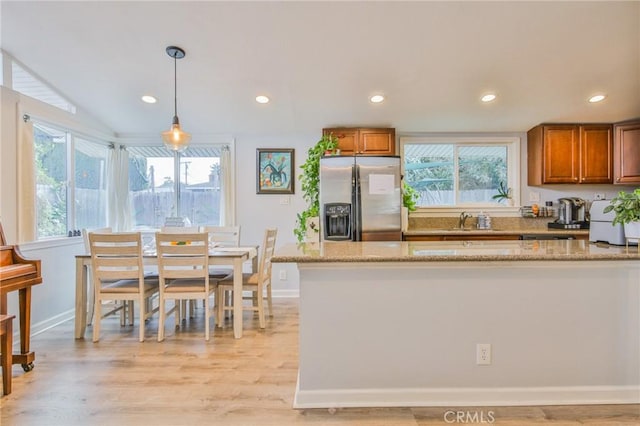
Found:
<box><xmin>81</xmin><ymin>227</ymin><xmax>130</xmax><ymax>326</ymax></box>
<box><xmin>216</xmin><ymin>228</ymin><xmax>277</xmax><ymax>329</ymax></box>
<box><xmin>88</xmin><ymin>232</ymin><xmax>159</xmax><ymax>342</ymax></box>
<box><xmin>200</xmin><ymin>225</ymin><xmax>241</xmax><ymax>279</ymax></box>
<box><xmin>155</xmin><ymin>232</ymin><xmax>218</xmax><ymax>341</ymax></box>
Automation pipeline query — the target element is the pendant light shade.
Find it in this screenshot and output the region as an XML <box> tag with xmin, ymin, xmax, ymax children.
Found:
<box><xmin>161</xmin><ymin>46</ymin><xmax>191</xmax><ymax>152</ymax></box>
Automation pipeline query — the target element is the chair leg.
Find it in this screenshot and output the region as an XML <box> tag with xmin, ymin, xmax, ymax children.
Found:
<box><xmin>266</xmin><ymin>284</ymin><xmax>273</xmax><ymax>318</ymax></box>
<box><xmin>138</xmin><ymin>296</ymin><xmax>145</xmax><ymax>342</ymax></box>
<box><xmin>216</xmin><ymin>288</ymin><xmax>223</xmax><ymax>327</ymax></box>
<box><xmin>128</xmin><ymin>301</ymin><xmax>135</xmax><ymax>326</ymax></box>
<box><xmin>93</xmin><ymin>293</ymin><xmax>101</xmax><ymax>343</ymax></box>
<box><xmin>257</xmin><ymin>286</ymin><xmax>265</xmax><ymax>329</ymax></box>
<box><xmin>87</xmin><ymin>272</ymin><xmax>95</xmax><ymax>326</ymax></box>
<box><xmin>157</xmin><ymin>298</ymin><xmax>165</xmax><ymax>342</ymax></box>
<box><xmin>204</xmin><ymin>296</ymin><xmax>210</xmax><ymax>341</ymax></box>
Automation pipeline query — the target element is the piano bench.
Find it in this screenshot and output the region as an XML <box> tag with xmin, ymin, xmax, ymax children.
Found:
<box><xmin>0</xmin><ymin>314</ymin><xmax>15</xmax><ymax>395</ymax></box>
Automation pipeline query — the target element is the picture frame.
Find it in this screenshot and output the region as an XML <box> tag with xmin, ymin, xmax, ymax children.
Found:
<box><xmin>256</xmin><ymin>148</ymin><xmax>295</xmax><ymax>194</ymax></box>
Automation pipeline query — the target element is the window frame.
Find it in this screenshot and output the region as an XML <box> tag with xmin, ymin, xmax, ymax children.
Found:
<box><xmin>32</xmin><ymin>119</ymin><xmax>110</xmax><ymax>239</ymax></box>
<box><xmin>400</xmin><ymin>135</ymin><xmax>521</xmax><ymax>216</ymax></box>
<box><xmin>126</xmin><ymin>145</ymin><xmax>227</xmax><ymax>230</ymax></box>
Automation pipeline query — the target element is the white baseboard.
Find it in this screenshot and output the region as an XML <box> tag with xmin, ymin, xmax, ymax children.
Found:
<box><xmin>272</xmin><ymin>289</ymin><xmax>299</xmax><ymax>298</ymax></box>
<box><xmin>294</xmin><ymin>381</ymin><xmax>640</xmax><ymax>408</ymax></box>
<box><xmin>17</xmin><ymin>309</ymin><xmax>75</xmax><ymax>344</ymax></box>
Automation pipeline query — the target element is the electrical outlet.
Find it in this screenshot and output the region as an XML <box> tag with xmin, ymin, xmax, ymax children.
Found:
<box><xmin>529</xmin><ymin>192</ymin><xmax>540</xmax><ymax>202</ymax></box>
<box><xmin>476</xmin><ymin>343</ymin><xmax>491</xmax><ymax>365</ymax></box>
<box><xmin>594</xmin><ymin>193</ymin><xmax>605</xmax><ymax>201</ymax></box>
<box><xmin>279</xmin><ymin>270</ymin><xmax>287</xmax><ymax>281</ymax></box>
<box><xmin>279</xmin><ymin>196</ymin><xmax>290</xmax><ymax>205</ymax></box>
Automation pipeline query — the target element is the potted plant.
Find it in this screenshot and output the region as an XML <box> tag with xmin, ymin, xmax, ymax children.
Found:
<box><xmin>492</xmin><ymin>181</ymin><xmax>513</xmax><ymax>206</ymax></box>
<box><xmin>401</xmin><ymin>181</ymin><xmax>419</xmax><ymax>232</ymax></box>
<box><xmin>294</xmin><ymin>134</ymin><xmax>339</xmax><ymax>243</ymax></box>
<box><xmin>603</xmin><ymin>189</ymin><xmax>640</xmax><ymax>241</ymax></box>
<box><xmin>402</xmin><ymin>181</ymin><xmax>419</xmax><ymax>212</ymax></box>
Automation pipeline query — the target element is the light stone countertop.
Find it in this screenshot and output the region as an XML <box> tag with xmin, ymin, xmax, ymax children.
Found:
<box><xmin>272</xmin><ymin>240</ymin><xmax>640</xmax><ymax>263</ymax></box>
<box><xmin>403</xmin><ymin>228</ymin><xmax>589</xmax><ymax>236</ymax></box>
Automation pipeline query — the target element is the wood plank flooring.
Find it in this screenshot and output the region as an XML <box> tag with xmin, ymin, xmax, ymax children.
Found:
<box><xmin>1</xmin><ymin>298</ymin><xmax>638</xmax><ymax>425</ymax></box>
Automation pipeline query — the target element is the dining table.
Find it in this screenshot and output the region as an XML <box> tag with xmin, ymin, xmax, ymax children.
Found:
<box><xmin>75</xmin><ymin>246</ymin><xmax>258</xmax><ymax>339</ymax></box>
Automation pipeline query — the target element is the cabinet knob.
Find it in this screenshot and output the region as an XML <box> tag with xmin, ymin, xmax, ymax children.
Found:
<box><xmin>617</xmin><ymin>177</ymin><xmax>621</xmax><ymax>182</ymax></box>
<box><xmin>574</xmin><ymin>177</ymin><xmax>578</xmax><ymax>181</ymax></box>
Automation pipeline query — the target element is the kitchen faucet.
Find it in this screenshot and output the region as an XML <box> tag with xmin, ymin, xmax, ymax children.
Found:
<box><xmin>459</xmin><ymin>212</ymin><xmax>472</xmax><ymax>229</ymax></box>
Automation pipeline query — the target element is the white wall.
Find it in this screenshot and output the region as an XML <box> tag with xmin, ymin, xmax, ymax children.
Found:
<box><xmin>1</xmin><ymin>84</ymin><xmax>639</xmax><ymax>330</ymax></box>
<box><xmin>234</xmin><ymin>132</ymin><xmax>320</xmax><ymax>297</ymax></box>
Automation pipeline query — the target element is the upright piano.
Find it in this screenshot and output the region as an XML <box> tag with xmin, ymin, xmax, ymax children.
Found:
<box><xmin>0</xmin><ymin>222</ymin><xmax>42</xmax><ymax>371</ymax></box>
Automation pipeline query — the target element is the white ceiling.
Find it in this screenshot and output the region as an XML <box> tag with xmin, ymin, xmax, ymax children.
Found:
<box><xmin>1</xmin><ymin>1</ymin><xmax>639</xmax><ymax>138</ymax></box>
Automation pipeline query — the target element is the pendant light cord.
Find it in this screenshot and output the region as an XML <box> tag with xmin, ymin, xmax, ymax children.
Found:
<box><xmin>173</xmin><ymin>53</ymin><xmax>178</xmax><ymax>118</ymax></box>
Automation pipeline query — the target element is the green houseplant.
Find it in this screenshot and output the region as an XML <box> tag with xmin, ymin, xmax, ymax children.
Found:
<box><xmin>294</xmin><ymin>134</ymin><xmax>339</xmax><ymax>242</ymax></box>
<box><xmin>402</xmin><ymin>181</ymin><xmax>419</xmax><ymax>212</ymax></box>
<box><xmin>492</xmin><ymin>181</ymin><xmax>513</xmax><ymax>205</ymax></box>
<box><xmin>603</xmin><ymin>189</ymin><xmax>640</xmax><ymax>226</ymax></box>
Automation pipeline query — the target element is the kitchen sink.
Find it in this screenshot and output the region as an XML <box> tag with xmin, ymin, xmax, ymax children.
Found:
<box><xmin>436</xmin><ymin>228</ymin><xmax>504</xmax><ymax>232</ymax></box>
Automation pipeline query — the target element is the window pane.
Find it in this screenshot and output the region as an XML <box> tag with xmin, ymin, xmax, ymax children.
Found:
<box><xmin>178</xmin><ymin>153</ymin><xmax>221</xmax><ymax>227</ymax></box>
<box><xmin>129</xmin><ymin>153</ymin><xmax>174</xmax><ymax>230</ymax></box>
<box><xmin>12</xmin><ymin>62</ymin><xmax>76</xmax><ymax>113</ymax></box>
<box><xmin>128</xmin><ymin>147</ymin><xmax>221</xmax><ymax>229</ymax></box>
<box><xmin>74</xmin><ymin>138</ymin><xmax>108</xmax><ymax>229</ymax></box>
<box><xmin>404</xmin><ymin>144</ymin><xmax>454</xmax><ymax>206</ymax></box>
<box><xmin>34</xmin><ymin>124</ymin><xmax>68</xmax><ymax>238</ymax></box>
<box><xmin>458</xmin><ymin>146</ymin><xmax>507</xmax><ymax>204</ymax></box>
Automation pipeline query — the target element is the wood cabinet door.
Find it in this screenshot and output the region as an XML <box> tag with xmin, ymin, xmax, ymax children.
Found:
<box><xmin>614</xmin><ymin>121</ymin><xmax>640</xmax><ymax>184</ymax></box>
<box><xmin>579</xmin><ymin>125</ymin><xmax>613</xmax><ymax>184</ymax></box>
<box><xmin>543</xmin><ymin>126</ymin><xmax>579</xmax><ymax>183</ymax></box>
<box><xmin>323</xmin><ymin>128</ymin><xmax>358</xmax><ymax>156</ymax></box>
<box><xmin>323</xmin><ymin>128</ymin><xmax>396</xmax><ymax>155</ymax></box>
<box><xmin>359</xmin><ymin>128</ymin><xmax>396</xmax><ymax>155</ymax></box>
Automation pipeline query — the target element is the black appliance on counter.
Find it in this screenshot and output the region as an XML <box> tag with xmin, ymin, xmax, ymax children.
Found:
<box><xmin>548</xmin><ymin>197</ymin><xmax>589</xmax><ymax>230</ymax></box>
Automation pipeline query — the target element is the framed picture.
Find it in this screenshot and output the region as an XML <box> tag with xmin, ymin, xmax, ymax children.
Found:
<box><xmin>256</xmin><ymin>148</ymin><xmax>295</xmax><ymax>194</ymax></box>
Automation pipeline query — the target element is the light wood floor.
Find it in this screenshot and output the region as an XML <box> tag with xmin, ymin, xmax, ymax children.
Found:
<box><xmin>1</xmin><ymin>298</ymin><xmax>638</xmax><ymax>425</ymax></box>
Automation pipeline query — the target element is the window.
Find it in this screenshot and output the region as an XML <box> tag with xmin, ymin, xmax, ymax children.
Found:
<box><xmin>34</xmin><ymin>122</ymin><xmax>108</xmax><ymax>238</ymax></box>
<box><xmin>128</xmin><ymin>146</ymin><xmax>223</xmax><ymax>229</ymax></box>
<box><xmin>401</xmin><ymin>136</ymin><xmax>519</xmax><ymax>208</ymax></box>
<box><xmin>12</xmin><ymin>61</ymin><xmax>76</xmax><ymax>113</ymax></box>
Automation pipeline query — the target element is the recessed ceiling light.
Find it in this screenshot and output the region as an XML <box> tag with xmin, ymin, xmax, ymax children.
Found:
<box><xmin>256</xmin><ymin>95</ymin><xmax>270</xmax><ymax>104</ymax></box>
<box><xmin>141</xmin><ymin>95</ymin><xmax>157</xmax><ymax>104</ymax></box>
<box><xmin>588</xmin><ymin>94</ymin><xmax>606</xmax><ymax>103</ymax></box>
<box><xmin>481</xmin><ymin>94</ymin><xmax>496</xmax><ymax>102</ymax></box>
<box><xmin>370</xmin><ymin>95</ymin><xmax>385</xmax><ymax>103</ymax></box>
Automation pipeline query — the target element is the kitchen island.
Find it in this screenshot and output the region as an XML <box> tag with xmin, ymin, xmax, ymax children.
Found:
<box><xmin>272</xmin><ymin>240</ymin><xmax>640</xmax><ymax>409</ymax></box>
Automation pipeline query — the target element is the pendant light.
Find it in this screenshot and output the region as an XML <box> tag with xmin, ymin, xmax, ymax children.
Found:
<box><xmin>161</xmin><ymin>46</ymin><xmax>191</xmax><ymax>152</ymax></box>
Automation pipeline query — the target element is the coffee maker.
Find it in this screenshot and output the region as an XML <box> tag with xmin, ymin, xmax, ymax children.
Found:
<box><xmin>548</xmin><ymin>197</ymin><xmax>589</xmax><ymax>229</ymax></box>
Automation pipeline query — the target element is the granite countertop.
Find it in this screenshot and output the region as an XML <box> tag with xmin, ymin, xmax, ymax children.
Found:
<box><xmin>403</xmin><ymin>228</ymin><xmax>589</xmax><ymax>236</ymax></box>
<box><xmin>272</xmin><ymin>240</ymin><xmax>640</xmax><ymax>263</ymax></box>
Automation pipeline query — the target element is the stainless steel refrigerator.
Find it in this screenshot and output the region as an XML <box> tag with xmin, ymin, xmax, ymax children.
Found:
<box><xmin>319</xmin><ymin>155</ymin><xmax>402</xmax><ymax>241</ymax></box>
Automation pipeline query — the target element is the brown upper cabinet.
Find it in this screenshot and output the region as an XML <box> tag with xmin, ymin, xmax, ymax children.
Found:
<box><xmin>527</xmin><ymin>124</ymin><xmax>613</xmax><ymax>185</ymax></box>
<box><xmin>613</xmin><ymin>119</ymin><xmax>640</xmax><ymax>184</ymax></box>
<box><xmin>322</xmin><ymin>127</ymin><xmax>396</xmax><ymax>156</ymax></box>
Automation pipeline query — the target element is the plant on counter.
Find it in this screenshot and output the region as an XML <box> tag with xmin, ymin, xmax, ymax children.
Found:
<box><xmin>604</xmin><ymin>189</ymin><xmax>640</xmax><ymax>226</ymax></box>
<box><xmin>491</xmin><ymin>181</ymin><xmax>513</xmax><ymax>204</ymax></box>
<box><xmin>402</xmin><ymin>181</ymin><xmax>419</xmax><ymax>212</ymax></box>
<box><xmin>294</xmin><ymin>134</ymin><xmax>339</xmax><ymax>243</ymax></box>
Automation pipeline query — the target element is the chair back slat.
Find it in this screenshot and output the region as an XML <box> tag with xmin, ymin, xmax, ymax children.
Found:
<box><xmin>155</xmin><ymin>232</ymin><xmax>209</xmax><ymax>280</ymax></box>
<box><xmin>200</xmin><ymin>226</ymin><xmax>241</xmax><ymax>247</ymax></box>
<box><xmin>89</xmin><ymin>232</ymin><xmax>145</xmax><ymax>284</ymax></box>
<box><xmin>258</xmin><ymin>228</ymin><xmax>278</xmax><ymax>285</ymax></box>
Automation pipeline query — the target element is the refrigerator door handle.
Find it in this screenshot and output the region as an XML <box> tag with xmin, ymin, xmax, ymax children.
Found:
<box><xmin>352</xmin><ymin>163</ymin><xmax>360</xmax><ymax>241</ymax></box>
